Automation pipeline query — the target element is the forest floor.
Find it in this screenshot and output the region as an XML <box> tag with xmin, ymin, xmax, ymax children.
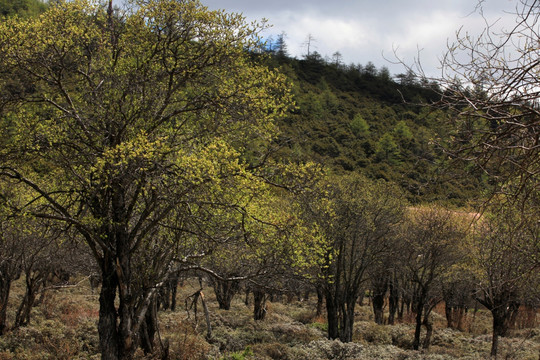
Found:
<box><xmin>0</xmin><ymin>278</ymin><xmax>538</xmax><ymax>359</ymax></box>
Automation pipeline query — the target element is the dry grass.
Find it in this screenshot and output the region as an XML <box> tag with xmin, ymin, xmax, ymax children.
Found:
<box><xmin>0</xmin><ymin>277</ymin><xmax>538</xmax><ymax>359</ymax></box>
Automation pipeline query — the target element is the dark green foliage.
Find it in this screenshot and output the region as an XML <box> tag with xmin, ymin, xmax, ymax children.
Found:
<box><xmin>0</xmin><ymin>0</ymin><xmax>47</xmax><ymax>18</ymax></box>
<box><xmin>265</xmin><ymin>54</ymin><xmax>485</xmax><ymax>204</ymax></box>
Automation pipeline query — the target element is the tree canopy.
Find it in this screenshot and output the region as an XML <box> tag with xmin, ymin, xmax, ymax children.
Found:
<box><xmin>0</xmin><ymin>0</ymin><xmax>295</xmax><ymax>358</ymax></box>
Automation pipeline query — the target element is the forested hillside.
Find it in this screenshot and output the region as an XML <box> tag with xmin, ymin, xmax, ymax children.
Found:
<box><xmin>261</xmin><ymin>52</ymin><xmax>487</xmax><ymax>204</ymax></box>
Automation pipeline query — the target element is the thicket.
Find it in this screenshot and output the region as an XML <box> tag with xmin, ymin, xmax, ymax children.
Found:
<box><xmin>0</xmin><ymin>1</ymin><xmax>538</xmax><ymax>360</ymax></box>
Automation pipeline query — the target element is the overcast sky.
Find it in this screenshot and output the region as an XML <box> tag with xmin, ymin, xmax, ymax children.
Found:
<box><xmin>201</xmin><ymin>0</ymin><xmax>519</xmax><ymax>77</ymax></box>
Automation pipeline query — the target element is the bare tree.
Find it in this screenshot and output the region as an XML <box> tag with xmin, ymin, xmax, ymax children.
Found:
<box><xmin>303</xmin><ymin>34</ymin><xmax>317</xmax><ymax>58</ymax></box>
<box><xmin>423</xmin><ymin>1</ymin><xmax>540</xmax><ymax>200</ymax></box>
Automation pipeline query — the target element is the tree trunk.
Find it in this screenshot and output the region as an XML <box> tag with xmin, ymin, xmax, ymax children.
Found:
<box><xmin>372</xmin><ymin>292</ymin><xmax>385</xmax><ymax>325</ymax></box>
<box><xmin>325</xmin><ymin>294</ymin><xmax>339</xmax><ymax>340</ymax></box>
<box><xmin>456</xmin><ymin>307</ymin><xmax>465</xmax><ymax>331</ymax></box>
<box><xmin>211</xmin><ymin>278</ymin><xmax>239</xmax><ymax>311</ymax></box>
<box><xmin>491</xmin><ymin>315</ymin><xmax>502</xmax><ymax>358</ymax></box>
<box><xmin>490</xmin><ymin>307</ymin><xmax>511</xmax><ymax>358</ymax></box>
<box><xmin>446</xmin><ymin>304</ymin><xmax>466</xmax><ymax>330</ymax></box>
<box><xmin>398</xmin><ymin>296</ymin><xmax>404</xmax><ymax>322</ymax></box>
<box><xmin>98</xmin><ymin>257</ymin><xmax>120</xmax><ymax>360</ymax></box>
<box><xmin>316</xmin><ymin>286</ymin><xmax>324</xmax><ymax>317</ymax></box>
<box><xmin>388</xmin><ymin>280</ymin><xmax>399</xmax><ymax>325</ymax></box>
<box><xmin>117</xmin><ymin>254</ymin><xmax>136</xmax><ymax>360</ymax></box>
<box><xmin>422</xmin><ymin>310</ymin><xmax>433</xmax><ymax>349</ymax></box>
<box><xmin>253</xmin><ymin>289</ymin><xmax>267</xmax><ymax>321</ymax></box>
<box><xmin>14</xmin><ymin>270</ymin><xmax>43</xmax><ymax>328</ymax></box>
<box><xmin>469</xmin><ymin>300</ymin><xmax>479</xmax><ymax>333</ymax></box>
<box><xmin>159</xmin><ymin>285</ymin><xmax>171</xmax><ymax>311</ymax></box>
<box><xmin>0</xmin><ymin>277</ymin><xmax>11</xmax><ymax>335</ymax></box>
<box><xmin>445</xmin><ymin>303</ymin><xmax>454</xmax><ymax>329</ymax></box>
<box><xmin>139</xmin><ymin>297</ymin><xmax>157</xmax><ymax>355</ymax></box>
<box><xmin>507</xmin><ymin>301</ymin><xmax>520</xmax><ymax>330</ymax></box>
<box><xmin>170</xmin><ymin>283</ymin><xmax>177</xmax><ymax>312</ymax></box>
<box><xmin>339</xmin><ymin>299</ymin><xmax>356</xmax><ymax>343</ymax></box>
<box><xmin>170</xmin><ymin>274</ymin><xmax>178</xmax><ymax>312</ymax></box>
<box><xmin>412</xmin><ymin>300</ymin><xmax>424</xmax><ymax>350</ymax></box>
<box><xmin>244</xmin><ymin>288</ymin><xmax>250</xmax><ymax>307</ymax></box>
<box><xmin>200</xmin><ymin>292</ymin><xmax>212</xmax><ymax>339</ymax></box>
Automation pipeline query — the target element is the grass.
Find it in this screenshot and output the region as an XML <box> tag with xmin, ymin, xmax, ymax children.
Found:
<box><xmin>0</xmin><ymin>277</ymin><xmax>538</xmax><ymax>359</ymax></box>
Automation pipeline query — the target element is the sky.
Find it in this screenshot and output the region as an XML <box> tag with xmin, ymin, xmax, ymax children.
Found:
<box><xmin>200</xmin><ymin>0</ymin><xmax>520</xmax><ymax>77</ymax></box>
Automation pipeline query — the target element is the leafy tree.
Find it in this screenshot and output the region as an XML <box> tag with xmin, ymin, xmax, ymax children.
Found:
<box><xmin>470</xmin><ymin>199</ymin><xmax>539</xmax><ymax>357</ymax></box>
<box><xmin>402</xmin><ymin>206</ymin><xmax>468</xmax><ymax>350</ymax></box>
<box><xmin>395</xmin><ymin>69</ymin><xmax>417</xmax><ymax>86</ymax></box>
<box><xmin>0</xmin><ymin>179</ymin><xmax>74</xmax><ymax>333</ymax></box>
<box><xmin>331</xmin><ymin>51</ymin><xmax>343</xmax><ymax>67</ymax></box>
<box><xmin>0</xmin><ymin>1</ymin><xmax>293</xmax><ymax>359</ymax></box>
<box><xmin>375</xmin><ymin>132</ymin><xmax>399</xmax><ymax>162</ymax></box>
<box><xmin>363</xmin><ymin>61</ymin><xmax>377</xmax><ymax>77</ymax></box>
<box><xmin>300</xmin><ymin>173</ymin><xmax>406</xmax><ymax>342</ymax></box>
<box><xmin>378</xmin><ymin>66</ymin><xmax>391</xmax><ymax>82</ymax></box>
<box><xmin>350</xmin><ymin>114</ymin><xmax>370</xmax><ymax>138</ymax></box>
<box><xmin>393</xmin><ymin>120</ymin><xmax>413</xmax><ymax>142</ymax></box>
<box><xmin>274</xmin><ymin>31</ymin><xmax>288</xmax><ymax>59</ymax></box>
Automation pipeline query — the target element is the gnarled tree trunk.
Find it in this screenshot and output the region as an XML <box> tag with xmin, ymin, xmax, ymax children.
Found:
<box><xmin>253</xmin><ymin>289</ymin><xmax>268</xmax><ymax>321</ymax></box>
<box><xmin>211</xmin><ymin>277</ymin><xmax>240</xmax><ymax>311</ymax></box>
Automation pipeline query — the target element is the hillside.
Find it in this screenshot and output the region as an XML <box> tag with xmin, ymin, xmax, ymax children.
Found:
<box><xmin>265</xmin><ymin>54</ymin><xmax>487</xmax><ymax>205</ymax></box>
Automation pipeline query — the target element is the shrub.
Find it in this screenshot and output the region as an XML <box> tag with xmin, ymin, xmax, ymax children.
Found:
<box><xmin>252</xmin><ymin>342</ymin><xmax>290</xmax><ymax>360</ymax></box>
<box><xmin>220</xmin><ymin>346</ymin><xmax>254</xmax><ymax>360</ymax></box>
<box><xmin>270</xmin><ymin>322</ymin><xmax>321</xmax><ymax>344</ymax></box>
<box><xmin>355</xmin><ymin>323</ymin><xmax>392</xmax><ymax>345</ymax></box>
<box><xmin>389</xmin><ymin>324</ymin><xmax>414</xmax><ymax>349</ymax></box>
<box><xmin>291</xmin><ymin>309</ymin><xmax>315</xmax><ymax>324</ymax></box>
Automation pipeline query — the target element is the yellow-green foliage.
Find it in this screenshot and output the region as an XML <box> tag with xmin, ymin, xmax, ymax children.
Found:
<box><xmin>0</xmin><ymin>0</ymin><xmax>296</xmax><ymax>257</ymax></box>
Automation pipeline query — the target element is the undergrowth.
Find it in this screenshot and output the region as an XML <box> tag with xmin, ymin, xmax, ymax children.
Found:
<box><xmin>0</xmin><ymin>278</ymin><xmax>538</xmax><ymax>359</ymax></box>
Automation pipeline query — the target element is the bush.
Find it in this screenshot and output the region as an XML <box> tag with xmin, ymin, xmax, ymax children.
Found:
<box><xmin>389</xmin><ymin>324</ymin><xmax>414</xmax><ymax>349</ymax></box>
<box><xmin>0</xmin><ymin>321</ymin><xmax>82</xmax><ymax>360</ymax></box>
<box><xmin>355</xmin><ymin>322</ymin><xmax>392</xmax><ymax>345</ymax></box>
<box><xmin>252</xmin><ymin>342</ymin><xmax>290</xmax><ymax>360</ymax></box>
<box><xmin>211</xmin><ymin>326</ymin><xmax>276</xmax><ymax>353</ymax></box>
<box><xmin>220</xmin><ymin>346</ymin><xmax>254</xmax><ymax>360</ymax></box>
<box><xmin>291</xmin><ymin>309</ymin><xmax>315</xmax><ymax>324</ymax></box>
<box><xmin>270</xmin><ymin>322</ymin><xmax>321</xmax><ymax>344</ymax></box>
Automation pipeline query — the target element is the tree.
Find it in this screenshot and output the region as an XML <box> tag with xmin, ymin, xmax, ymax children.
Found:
<box><xmin>378</xmin><ymin>66</ymin><xmax>392</xmax><ymax>82</ymax></box>
<box><xmin>426</xmin><ymin>1</ymin><xmax>540</xmax><ymax>200</ymax></box>
<box><xmin>363</xmin><ymin>61</ymin><xmax>377</xmax><ymax>77</ymax></box>
<box><xmin>331</xmin><ymin>51</ymin><xmax>343</xmax><ymax>67</ymax></box>
<box><xmin>0</xmin><ymin>1</ymin><xmax>293</xmax><ymax>359</ymax></box>
<box><xmin>395</xmin><ymin>69</ymin><xmax>417</xmax><ymax>86</ymax></box>
<box><xmin>350</xmin><ymin>114</ymin><xmax>370</xmax><ymax>138</ymax></box>
<box><xmin>470</xmin><ymin>199</ymin><xmax>539</xmax><ymax>357</ymax></box>
<box><xmin>375</xmin><ymin>132</ymin><xmax>399</xmax><ymax>162</ymax></box>
<box><xmin>274</xmin><ymin>31</ymin><xmax>288</xmax><ymax>59</ymax></box>
<box><xmin>0</xmin><ymin>181</ymin><xmax>23</xmax><ymax>335</ymax></box>
<box><xmin>303</xmin><ymin>34</ymin><xmax>316</xmax><ymax>58</ymax></box>
<box><xmin>402</xmin><ymin>206</ymin><xmax>467</xmax><ymax>350</ymax></box>
<box><xmin>300</xmin><ymin>173</ymin><xmax>406</xmax><ymax>342</ymax></box>
<box><xmin>0</xmin><ymin>178</ymin><xmax>76</xmax><ymax>333</ymax></box>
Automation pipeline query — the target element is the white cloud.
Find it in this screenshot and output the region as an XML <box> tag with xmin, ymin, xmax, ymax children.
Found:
<box><xmin>201</xmin><ymin>0</ymin><xmax>522</xmax><ymax>76</ymax></box>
